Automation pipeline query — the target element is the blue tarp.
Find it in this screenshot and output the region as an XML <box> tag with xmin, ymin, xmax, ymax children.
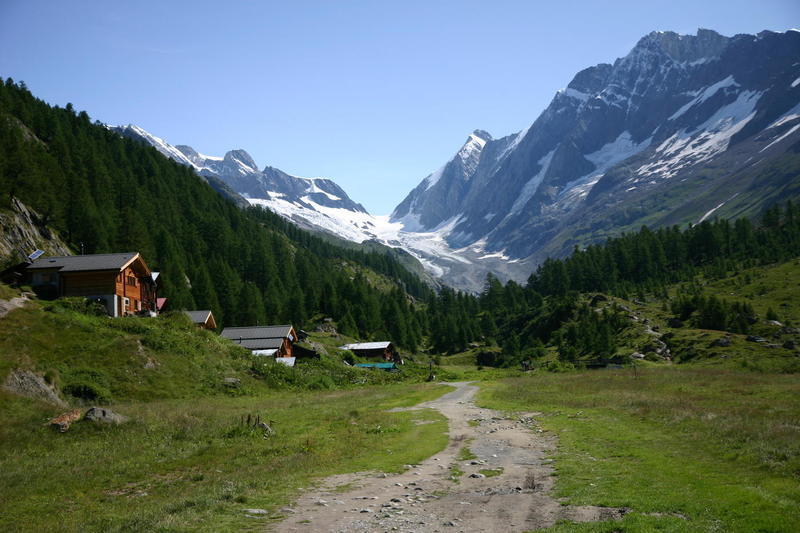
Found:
<box><xmin>355</xmin><ymin>363</ymin><xmax>396</xmax><ymax>370</ymax></box>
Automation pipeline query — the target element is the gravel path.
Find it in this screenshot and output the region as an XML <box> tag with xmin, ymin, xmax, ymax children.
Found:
<box><xmin>272</xmin><ymin>381</ymin><xmax>626</xmax><ymax>532</ymax></box>
<box><xmin>0</xmin><ymin>294</ymin><xmax>28</xmax><ymax>319</ymax></box>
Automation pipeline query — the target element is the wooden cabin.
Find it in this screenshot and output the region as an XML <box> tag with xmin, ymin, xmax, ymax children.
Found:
<box><xmin>184</xmin><ymin>310</ymin><xmax>217</xmax><ymax>330</ymax></box>
<box><xmin>26</xmin><ymin>252</ymin><xmax>158</xmax><ymax>317</ymax></box>
<box><xmin>220</xmin><ymin>325</ymin><xmax>297</xmax><ymax>358</ymax></box>
<box><xmin>339</xmin><ymin>341</ymin><xmax>399</xmax><ymax>362</ymax></box>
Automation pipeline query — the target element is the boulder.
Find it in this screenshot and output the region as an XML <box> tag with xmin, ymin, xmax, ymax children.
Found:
<box><xmin>783</xmin><ymin>340</ymin><xmax>797</xmax><ymax>350</ymax></box>
<box><xmin>712</xmin><ymin>337</ymin><xmax>732</xmax><ymax>347</ymax></box>
<box><xmin>630</xmin><ymin>352</ymin><xmax>646</xmax><ymax>359</ymax></box>
<box><xmin>3</xmin><ymin>369</ymin><xmax>67</xmax><ymax>408</ymax></box>
<box><xmin>223</xmin><ymin>377</ymin><xmax>241</xmax><ymax>387</ymax></box>
<box><xmin>257</xmin><ymin>421</ymin><xmax>275</xmax><ymax>437</ymax></box>
<box><xmin>84</xmin><ymin>407</ymin><xmax>128</xmax><ymax>425</ymax></box>
<box><xmin>314</xmin><ymin>319</ymin><xmax>338</xmax><ymax>334</ymax></box>
<box><xmin>746</xmin><ymin>335</ymin><xmax>765</xmax><ymax>343</ymax></box>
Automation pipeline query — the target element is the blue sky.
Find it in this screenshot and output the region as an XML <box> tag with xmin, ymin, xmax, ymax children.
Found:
<box><xmin>1</xmin><ymin>1</ymin><xmax>797</xmax><ymax>214</ymax></box>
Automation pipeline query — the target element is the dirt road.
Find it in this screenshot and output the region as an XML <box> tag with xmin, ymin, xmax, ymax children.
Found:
<box><xmin>273</xmin><ymin>382</ymin><xmax>626</xmax><ymax>532</ymax></box>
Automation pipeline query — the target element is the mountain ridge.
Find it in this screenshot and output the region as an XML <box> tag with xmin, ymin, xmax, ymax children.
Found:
<box><xmin>114</xmin><ymin>28</ymin><xmax>800</xmax><ymax>292</ymax></box>
<box><xmin>391</xmin><ymin>28</ymin><xmax>800</xmax><ymax>269</ymax></box>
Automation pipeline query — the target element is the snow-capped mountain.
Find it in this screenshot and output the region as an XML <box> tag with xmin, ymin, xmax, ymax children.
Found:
<box><xmin>115</xmin><ymin>29</ymin><xmax>800</xmax><ymax>292</ymax></box>
<box><xmin>113</xmin><ymin>124</ymin><xmax>370</xmax><ymax>231</ymax></box>
<box><xmin>114</xmin><ymin>124</ymin><xmax>367</xmax><ymax>213</ymax></box>
<box><xmin>392</xmin><ymin>28</ymin><xmax>800</xmax><ymax>272</ymax></box>
<box><xmin>113</xmin><ymin>124</ymin><xmax>529</xmax><ymax>291</ymax></box>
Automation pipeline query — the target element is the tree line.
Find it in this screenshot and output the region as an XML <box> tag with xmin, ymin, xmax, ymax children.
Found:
<box><xmin>2</xmin><ymin>77</ymin><xmax>797</xmax><ymax>360</ymax></box>
<box><xmin>0</xmin><ymin>78</ymin><xmax>432</xmax><ymax>349</ymax></box>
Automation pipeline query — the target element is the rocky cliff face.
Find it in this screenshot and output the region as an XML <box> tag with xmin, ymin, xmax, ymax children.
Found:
<box><xmin>392</xmin><ymin>29</ymin><xmax>800</xmax><ymax>268</ymax></box>
<box><xmin>0</xmin><ymin>197</ymin><xmax>72</xmax><ymax>265</ymax></box>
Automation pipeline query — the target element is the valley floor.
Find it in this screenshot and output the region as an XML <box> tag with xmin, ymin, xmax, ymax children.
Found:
<box><xmin>2</xmin><ymin>366</ymin><xmax>799</xmax><ymax>532</ymax></box>
<box><xmin>274</xmin><ymin>381</ymin><xmax>626</xmax><ymax>532</ymax></box>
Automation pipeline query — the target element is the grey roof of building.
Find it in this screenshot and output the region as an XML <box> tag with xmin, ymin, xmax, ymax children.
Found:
<box><xmin>184</xmin><ymin>310</ymin><xmax>212</xmax><ymax>324</ymax></box>
<box><xmin>220</xmin><ymin>325</ymin><xmax>293</xmax><ymax>340</ymax></box>
<box><xmin>234</xmin><ymin>338</ymin><xmax>285</xmax><ymax>350</ymax></box>
<box><xmin>340</xmin><ymin>341</ymin><xmax>392</xmax><ymax>351</ymax></box>
<box><xmin>27</xmin><ymin>252</ymin><xmax>140</xmax><ymax>272</ymax></box>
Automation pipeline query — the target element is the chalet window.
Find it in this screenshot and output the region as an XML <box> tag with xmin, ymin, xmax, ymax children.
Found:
<box><xmin>126</xmin><ymin>276</ymin><xmax>137</xmax><ymax>286</ymax></box>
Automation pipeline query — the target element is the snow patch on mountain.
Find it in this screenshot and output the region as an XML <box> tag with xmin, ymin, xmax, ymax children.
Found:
<box><xmin>497</xmin><ymin>124</ymin><xmax>532</xmax><ymax>161</ymax></box>
<box><xmin>559</xmin><ymin>132</ymin><xmax>652</xmax><ymax>206</ymax></box>
<box><xmin>766</xmin><ymin>101</ymin><xmax>800</xmax><ymax>129</ymax></box>
<box><xmin>121</xmin><ymin>125</ymin><xmax>197</xmax><ymax>168</ymax></box>
<box><xmin>638</xmin><ymin>90</ymin><xmax>762</xmax><ymax>179</ymax></box>
<box><xmin>560</xmin><ymin>87</ymin><xmax>591</xmax><ymax>102</ymax></box>
<box><xmin>669</xmin><ymin>75</ymin><xmax>740</xmax><ymax>120</ymax></box>
<box><xmin>423</xmin><ymin>166</ymin><xmax>446</xmax><ymax>191</ymax></box>
<box><xmin>761</xmin><ymin>122</ymin><xmax>800</xmax><ymax>152</ymax></box>
<box><xmin>509</xmin><ymin>149</ymin><xmax>556</xmax><ymax>215</ymax></box>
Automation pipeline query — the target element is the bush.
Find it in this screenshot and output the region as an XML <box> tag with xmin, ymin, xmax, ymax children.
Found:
<box><xmin>62</xmin><ymin>380</ymin><xmax>112</xmax><ymax>403</ymax></box>
<box><xmin>43</xmin><ymin>368</ymin><xmax>60</xmax><ymax>388</ymax></box>
<box><xmin>307</xmin><ymin>375</ymin><xmax>335</xmax><ymax>390</ymax></box>
<box><xmin>45</xmin><ymin>297</ymin><xmax>107</xmax><ymax>316</ymax></box>
<box><xmin>542</xmin><ymin>360</ymin><xmax>575</xmax><ymax>373</ymax></box>
<box><xmin>475</xmin><ymin>350</ymin><xmax>502</xmax><ymax>367</ymax></box>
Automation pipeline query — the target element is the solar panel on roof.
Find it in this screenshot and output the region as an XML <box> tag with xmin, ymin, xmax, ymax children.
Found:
<box><xmin>27</xmin><ymin>250</ymin><xmax>45</xmax><ymax>262</ymax></box>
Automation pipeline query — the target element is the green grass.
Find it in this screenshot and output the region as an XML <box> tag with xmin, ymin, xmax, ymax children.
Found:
<box><xmin>479</xmin><ymin>368</ymin><xmax>800</xmax><ymax>532</ymax></box>
<box><xmin>449</xmin><ymin>463</ymin><xmax>465</xmax><ymax>482</ymax></box>
<box><xmin>0</xmin><ymin>282</ymin><xmax>20</xmax><ymax>300</ymax></box>
<box><xmin>0</xmin><ymin>383</ymin><xmax>450</xmax><ymax>532</ymax></box>
<box><xmin>0</xmin><ymin>297</ymin><xmax>456</xmax><ymax>531</ymax></box>
<box><xmin>702</xmin><ymin>260</ymin><xmax>800</xmax><ymax>326</ymax></box>
<box><xmin>437</xmin><ymin>363</ymin><xmax>526</xmax><ymax>381</ymax></box>
<box><xmin>0</xmin><ymin>299</ymin><xmax>259</xmax><ymax>403</ymax></box>
<box><xmin>608</xmin><ymin>260</ymin><xmax>800</xmax><ymax>372</ymax></box>
<box><xmin>457</xmin><ymin>443</ymin><xmax>477</xmax><ymax>461</ymax></box>
<box><xmin>478</xmin><ymin>467</ymin><xmax>503</xmax><ymax>478</ymax></box>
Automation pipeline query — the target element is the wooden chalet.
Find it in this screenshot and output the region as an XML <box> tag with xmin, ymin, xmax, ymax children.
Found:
<box><xmin>26</xmin><ymin>252</ymin><xmax>158</xmax><ymax>317</ymax></box>
<box><xmin>221</xmin><ymin>325</ymin><xmax>297</xmax><ymax>360</ymax></box>
<box><xmin>184</xmin><ymin>310</ymin><xmax>217</xmax><ymax>330</ymax></box>
<box><xmin>339</xmin><ymin>341</ymin><xmax>399</xmax><ymax>362</ymax></box>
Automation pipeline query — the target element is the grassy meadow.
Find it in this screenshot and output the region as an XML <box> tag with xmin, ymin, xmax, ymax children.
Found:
<box><xmin>480</xmin><ymin>368</ymin><xmax>800</xmax><ymax>532</ymax></box>
<box><xmin>2</xmin><ymin>257</ymin><xmax>800</xmax><ymax>532</ymax></box>
<box><xmin>0</xmin><ymin>293</ymin><xmax>453</xmax><ymax>532</ymax></box>
<box><xmin>1</xmin><ymin>383</ymin><xmax>449</xmax><ymax>532</ymax></box>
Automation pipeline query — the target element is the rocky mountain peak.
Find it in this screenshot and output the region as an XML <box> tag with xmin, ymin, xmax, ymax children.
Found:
<box><xmin>632</xmin><ymin>28</ymin><xmax>729</xmax><ymax>63</ymax></box>
<box><xmin>566</xmin><ymin>64</ymin><xmax>613</xmax><ymax>94</ymax></box>
<box><xmin>223</xmin><ymin>149</ymin><xmax>259</xmax><ymax>173</ymax></box>
<box><xmin>175</xmin><ymin>145</ymin><xmax>198</xmax><ymax>158</ymax></box>
<box><xmin>471</xmin><ymin>129</ymin><xmax>493</xmax><ymax>142</ymax></box>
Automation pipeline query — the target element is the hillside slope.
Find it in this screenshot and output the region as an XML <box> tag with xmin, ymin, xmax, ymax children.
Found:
<box><xmin>0</xmin><ymin>79</ymin><xmax>435</xmax><ymax>347</ymax></box>
<box><xmin>0</xmin><ymin>292</ymin><xmax>451</xmax><ymax>532</ymax></box>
